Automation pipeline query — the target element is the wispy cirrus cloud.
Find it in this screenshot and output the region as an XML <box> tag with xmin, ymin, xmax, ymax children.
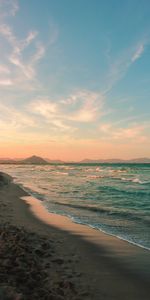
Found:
<box><xmin>0</xmin><ymin>64</ymin><xmax>10</xmax><ymax>74</ymax></box>
<box><xmin>0</xmin><ymin>22</ymin><xmax>38</xmax><ymax>54</ymax></box>
<box><xmin>0</xmin><ymin>100</ymin><xmax>64</xmax><ymax>143</ymax></box>
<box><xmin>61</xmin><ymin>91</ymin><xmax>104</xmax><ymax>122</ymax></box>
<box><xmin>29</xmin><ymin>90</ymin><xmax>104</xmax><ymax>132</ymax></box>
<box><xmin>0</xmin><ymin>0</ymin><xmax>60</xmax><ymax>91</ymax></box>
<box><xmin>0</xmin><ymin>78</ymin><xmax>12</xmax><ymax>85</ymax></box>
<box><xmin>104</xmin><ymin>39</ymin><xmax>148</xmax><ymax>93</ymax></box>
<box><xmin>0</xmin><ymin>1</ymin><xmax>48</xmax><ymax>89</ymax></box>
<box><xmin>131</xmin><ymin>43</ymin><xmax>145</xmax><ymax>62</ymax></box>
<box><xmin>99</xmin><ymin>122</ymin><xmax>149</xmax><ymax>142</ymax></box>
<box><xmin>0</xmin><ymin>22</ymin><xmax>45</xmax><ymax>84</ymax></box>
<box><xmin>0</xmin><ymin>102</ymin><xmax>36</xmax><ymax>135</ymax></box>
<box><xmin>0</xmin><ymin>0</ymin><xmax>19</xmax><ymax>19</ymax></box>
<box><xmin>0</xmin><ymin>64</ymin><xmax>12</xmax><ymax>85</ymax></box>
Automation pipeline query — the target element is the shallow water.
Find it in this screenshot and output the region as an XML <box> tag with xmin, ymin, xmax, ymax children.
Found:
<box><xmin>1</xmin><ymin>163</ymin><xmax>150</xmax><ymax>250</ymax></box>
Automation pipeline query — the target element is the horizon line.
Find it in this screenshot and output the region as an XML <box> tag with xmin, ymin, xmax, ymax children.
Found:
<box><xmin>0</xmin><ymin>155</ymin><xmax>150</xmax><ymax>163</ymax></box>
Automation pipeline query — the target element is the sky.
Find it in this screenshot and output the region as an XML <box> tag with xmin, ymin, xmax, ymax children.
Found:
<box><xmin>0</xmin><ymin>0</ymin><xmax>150</xmax><ymax>161</ymax></box>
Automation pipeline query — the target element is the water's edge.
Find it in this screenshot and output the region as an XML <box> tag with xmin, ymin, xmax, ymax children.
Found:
<box><xmin>19</xmin><ymin>182</ymin><xmax>150</xmax><ymax>252</ymax></box>
<box><xmin>1</xmin><ymin>164</ymin><xmax>149</xmax><ymax>251</ymax></box>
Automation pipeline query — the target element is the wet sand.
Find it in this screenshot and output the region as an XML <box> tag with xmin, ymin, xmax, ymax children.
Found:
<box><xmin>0</xmin><ymin>172</ymin><xmax>150</xmax><ymax>299</ymax></box>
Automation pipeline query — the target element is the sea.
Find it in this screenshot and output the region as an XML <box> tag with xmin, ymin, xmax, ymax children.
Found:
<box><xmin>0</xmin><ymin>163</ymin><xmax>150</xmax><ymax>250</ymax></box>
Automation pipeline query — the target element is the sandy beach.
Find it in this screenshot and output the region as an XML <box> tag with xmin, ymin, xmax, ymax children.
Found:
<box><xmin>0</xmin><ymin>172</ymin><xmax>150</xmax><ymax>300</ymax></box>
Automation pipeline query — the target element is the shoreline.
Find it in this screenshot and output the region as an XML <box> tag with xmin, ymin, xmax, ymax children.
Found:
<box><xmin>1</xmin><ymin>164</ymin><xmax>150</xmax><ymax>251</ymax></box>
<box><xmin>22</xmin><ymin>195</ymin><xmax>150</xmax><ymax>281</ymax></box>
<box><xmin>25</xmin><ymin>194</ymin><xmax>150</xmax><ymax>252</ymax></box>
<box><xmin>0</xmin><ymin>173</ymin><xmax>150</xmax><ymax>299</ymax></box>
<box><xmin>18</xmin><ymin>181</ymin><xmax>150</xmax><ymax>252</ymax></box>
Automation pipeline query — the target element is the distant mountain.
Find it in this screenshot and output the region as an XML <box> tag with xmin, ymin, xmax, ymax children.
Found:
<box><xmin>19</xmin><ymin>155</ymin><xmax>48</xmax><ymax>164</ymax></box>
<box><xmin>45</xmin><ymin>158</ymin><xmax>64</xmax><ymax>164</ymax></box>
<box><xmin>0</xmin><ymin>157</ymin><xmax>12</xmax><ymax>160</ymax></box>
<box><xmin>127</xmin><ymin>158</ymin><xmax>150</xmax><ymax>163</ymax></box>
<box><xmin>79</xmin><ymin>158</ymin><xmax>150</xmax><ymax>163</ymax></box>
<box><xmin>79</xmin><ymin>158</ymin><xmax>125</xmax><ymax>163</ymax></box>
<box><xmin>0</xmin><ymin>159</ymin><xmax>16</xmax><ymax>164</ymax></box>
<box><xmin>0</xmin><ymin>156</ymin><xmax>150</xmax><ymax>165</ymax></box>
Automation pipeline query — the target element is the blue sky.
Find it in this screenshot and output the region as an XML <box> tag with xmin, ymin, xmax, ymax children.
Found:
<box><xmin>0</xmin><ymin>0</ymin><xmax>150</xmax><ymax>160</ymax></box>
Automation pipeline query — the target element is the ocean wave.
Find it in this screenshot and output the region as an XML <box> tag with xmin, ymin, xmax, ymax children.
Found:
<box><xmin>97</xmin><ymin>185</ymin><xmax>150</xmax><ymax>196</ymax></box>
<box><xmin>19</xmin><ymin>185</ymin><xmax>46</xmax><ymax>201</ymax></box>
<box><xmin>86</xmin><ymin>175</ymin><xmax>104</xmax><ymax>179</ymax></box>
<box><xmin>43</xmin><ymin>205</ymin><xmax>150</xmax><ymax>251</ymax></box>
<box><xmin>54</xmin><ymin>171</ymin><xmax>69</xmax><ymax>175</ymax></box>
<box><xmin>58</xmin><ymin>166</ymin><xmax>76</xmax><ymax>170</ymax></box>
<box><xmin>1</xmin><ymin>163</ymin><xmax>150</xmax><ymax>251</ymax></box>
<box><xmin>85</xmin><ymin>168</ymin><xmax>95</xmax><ymax>172</ymax></box>
<box><xmin>95</xmin><ymin>167</ymin><xmax>103</xmax><ymax>172</ymax></box>
<box><xmin>52</xmin><ymin>201</ymin><xmax>150</xmax><ymax>225</ymax></box>
<box><xmin>132</xmin><ymin>178</ymin><xmax>145</xmax><ymax>184</ymax></box>
<box><xmin>121</xmin><ymin>177</ymin><xmax>150</xmax><ymax>184</ymax></box>
<box><xmin>109</xmin><ymin>169</ymin><xmax>127</xmax><ymax>174</ymax></box>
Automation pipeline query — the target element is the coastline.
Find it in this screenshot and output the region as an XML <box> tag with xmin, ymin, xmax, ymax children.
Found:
<box><xmin>22</xmin><ymin>195</ymin><xmax>150</xmax><ymax>281</ymax></box>
<box><xmin>23</xmin><ymin>191</ymin><xmax>150</xmax><ymax>252</ymax></box>
<box><xmin>0</xmin><ymin>172</ymin><xmax>150</xmax><ymax>299</ymax></box>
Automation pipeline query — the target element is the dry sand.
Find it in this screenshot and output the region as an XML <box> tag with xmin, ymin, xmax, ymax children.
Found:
<box><xmin>0</xmin><ymin>172</ymin><xmax>150</xmax><ymax>299</ymax></box>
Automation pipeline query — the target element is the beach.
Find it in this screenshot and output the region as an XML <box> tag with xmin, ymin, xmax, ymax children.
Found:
<box><xmin>0</xmin><ymin>172</ymin><xmax>150</xmax><ymax>300</ymax></box>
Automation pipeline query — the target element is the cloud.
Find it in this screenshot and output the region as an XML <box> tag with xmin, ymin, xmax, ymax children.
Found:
<box><xmin>0</xmin><ymin>23</ymin><xmax>38</xmax><ymax>52</ymax></box>
<box><xmin>114</xmin><ymin>125</ymin><xmax>146</xmax><ymax>139</ymax></box>
<box><xmin>29</xmin><ymin>99</ymin><xmax>75</xmax><ymax>133</ymax></box>
<box><xmin>61</xmin><ymin>91</ymin><xmax>104</xmax><ymax>122</ymax></box>
<box><xmin>0</xmin><ymin>6</ymin><xmax>46</xmax><ymax>88</ymax></box>
<box><xmin>0</xmin><ymin>64</ymin><xmax>12</xmax><ymax>85</ymax></box>
<box><xmin>104</xmin><ymin>39</ymin><xmax>148</xmax><ymax>93</ymax></box>
<box><xmin>25</xmin><ymin>90</ymin><xmax>106</xmax><ymax>138</ymax></box>
<box><xmin>0</xmin><ymin>102</ymin><xmax>37</xmax><ymax>143</ymax></box>
<box><xmin>99</xmin><ymin>122</ymin><xmax>149</xmax><ymax>142</ymax></box>
<box><xmin>0</xmin><ymin>78</ymin><xmax>13</xmax><ymax>85</ymax></box>
<box><xmin>0</xmin><ymin>0</ymin><xmax>59</xmax><ymax>91</ymax></box>
<box><xmin>51</xmin><ymin>120</ymin><xmax>72</xmax><ymax>131</ymax></box>
<box><xmin>29</xmin><ymin>99</ymin><xmax>71</xmax><ymax>133</ymax></box>
<box><xmin>0</xmin><ymin>64</ymin><xmax>10</xmax><ymax>74</ymax></box>
<box><xmin>0</xmin><ymin>0</ymin><xmax>19</xmax><ymax>19</ymax></box>
<box><xmin>0</xmin><ymin>102</ymin><xmax>71</xmax><ymax>143</ymax></box>
<box><xmin>0</xmin><ymin>23</ymin><xmax>44</xmax><ymax>82</ymax></box>
<box><xmin>29</xmin><ymin>90</ymin><xmax>104</xmax><ymax>127</ymax></box>
<box><xmin>22</xmin><ymin>31</ymin><xmax>38</xmax><ymax>49</ymax></box>
<box><xmin>30</xmin><ymin>100</ymin><xmax>58</xmax><ymax>117</ymax></box>
<box><xmin>0</xmin><ymin>102</ymin><xmax>35</xmax><ymax>128</ymax></box>
<box><xmin>0</xmin><ymin>22</ymin><xmax>58</xmax><ymax>92</ymax></box>
<box><xmin>0</xmin><ymin>36</ymin><xmax>45</xmax><ymax>88</ymax></box>
<box><xmin>131</xmin><ymin>44</ymin><xmax>145</xmax><ymax>62</ymax></box>
<box><xmin>0</xmin><ymin>23</ymin><xmax>16</xmax><ymax>44</ymax></box>
<box><xmin>31</xmin><ymin>43</ymin><xmax>45</xmax><ymax>63</ymax></box>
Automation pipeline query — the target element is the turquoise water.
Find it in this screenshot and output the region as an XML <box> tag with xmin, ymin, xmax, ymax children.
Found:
<box><xmin>0</xmin><ymin>163</ymin><xmax>150</xmax><ymax>250</ymax></box>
